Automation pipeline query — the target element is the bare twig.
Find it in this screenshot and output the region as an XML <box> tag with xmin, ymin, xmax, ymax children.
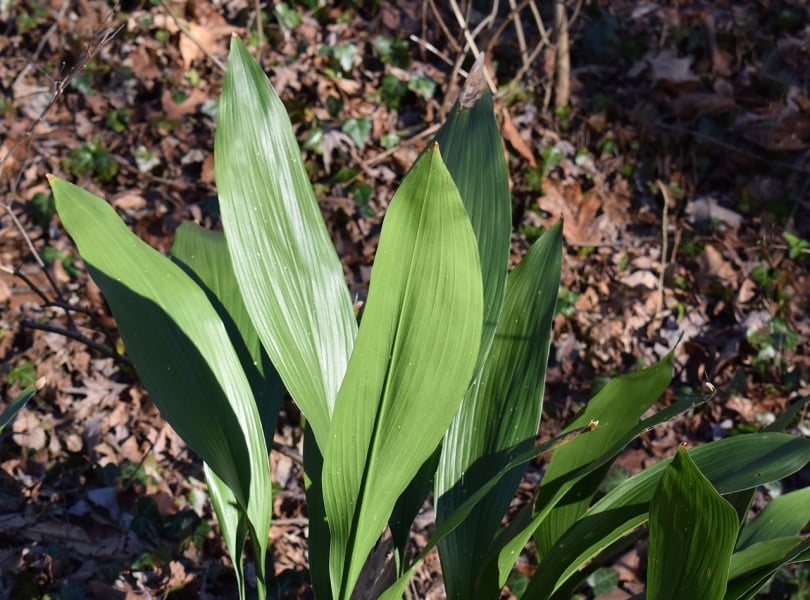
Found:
<box><xmin>254</xmin><ymin>0</ymin><xmax>263</xmax><ymax>49</ymax></box>
<box><xmin>7</xmin><ymin>2</ymin><xmax>71</xmax><ymax>93</ymax></box>
<box><xmin>427</xmin><ymin>0</ymin><xmax>462</xmax><ymax>54</ymax></box>
<box><xmin>656</xmin><ymin>180</ymin><xmax>672</xmax><ymax>317</ymax></box>
<box><xmin>553</xmin><ymin>0</ymin><xmax>570</xmax><ymax>108</ymax></box>
<box><xmin>654</xmin><ymin>120</ymin><xmax>810</xmax><ymax>176</ymax></box>
<box><xmin>408</xmin><ymin>35</ymin><xmax>457</xmax><ymax>69</ymax></box>
<box><xmin>22</xmin><ymin>319</ymin><xmax>129</xmax><ymax>365</ymax></box>
<box><xmin>272</xmin><ymin>441</ymin><xmax>303</xmax><ymax>464</ymax></box>
<box><xmin>508</xmin><ymin>0</ymin><xmax>529</xmax><ymax>75</ymax></box>
<box><xmin>365</xmin><ymin>123</ymin><xmax>441</xmax><ymax>168</ymax></box>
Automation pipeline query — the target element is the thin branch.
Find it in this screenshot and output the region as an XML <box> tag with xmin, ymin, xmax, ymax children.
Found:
<box><xmin>508</xmin><ymin>0</ymin><xmax>529</xmax><ymax>75</ymax></box>
<box><xmin>655</xmin><ymin>180</ymin><xmax>672</xmax><ymax>317</ymax></box>
<box><xmin>22</xmin><ymin>319</ymin><xmax>129</xmax><ymax>365</ymax></box>
<box><xmin>408</xmin><ymin>35</ymin><xmax>457</xmax><ymax>69</ymax></box>
<box><xmin>427</xmin><ymin>0</ymin><xmax>462</xmax><ymax>54</ymax></box>
<box><xmin>553</xmin><ymin>0</ymin><xmax>570</xmax><ymax>108</ymax></box>
<box><xmin>271</xmin><ymin>441</ymin><xmax>303</xmax><ymax>464</ymax></box>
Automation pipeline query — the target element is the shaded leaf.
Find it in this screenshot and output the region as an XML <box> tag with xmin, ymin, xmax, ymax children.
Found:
<box><xmin>436</xmin><ymin>222</ymin><xmax>563</xmax><ymax>599</ymax></box>
<box><xmin>647</xmin><ymin>447</ymin><xmax>738</xmax><ymax>600</ymax></box>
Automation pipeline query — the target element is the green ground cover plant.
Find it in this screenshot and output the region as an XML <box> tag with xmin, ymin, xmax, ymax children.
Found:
<box><xmin>48</xmin><ymin>38</ymin><xmax>809</xmax><ymax>599</ymax></box>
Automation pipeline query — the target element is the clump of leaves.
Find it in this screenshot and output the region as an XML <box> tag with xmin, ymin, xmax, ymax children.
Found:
<box><xmin>62</xmin><ymin>138</ymin><xmax>118</xmax><ymax>183</ymax></box>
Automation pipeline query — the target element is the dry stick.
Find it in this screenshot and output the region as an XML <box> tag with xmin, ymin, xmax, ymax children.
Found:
<box><xmin>254</xmin><ymin>0</ymin><xmax>263</xmax><ymax>49</ymax></box>
<box><xmin>656</xmin><ymin>179</ymin><xmax>672</xmax><ymax>317</ymax></box>
<box><xmin>7</xmin><ymin>2</ymin><xmax>71</xmax><ymax>93</ymax></box>
<box><xmin>553</xmin><ymin>0</ymin><xmax>570</xmax><ymax>108</ymax></box>
<box><xmin>361</xmin><ymin>123</ymin><xmax>442</xmax><ymax>168</ymax></box>
<box><xmin>408</xmin><ymin>35</ymin><xmax>459</xmax><ymax>70</ymax></box>
<box><xmin>22</xmin><ymin>319</ymin><xmax>126</xmax><ymax>364</ymax></box>
<box><xmin>447</xmin><ymin>0</ymin><xmax>497</xmax><ymax>95</ymax></box>
<box><xmin>468</xmin><ymin>0</ymin><xmax>499</xmax><ymax>42</ymax></box>
<box><xmin>508</xmin><ymin>0</ymin><xmax>530</xmax><ymax>75</ymax></box>
<box><xmin>485</xmin><ymin>0</ymin><xmax>545</xmax><ymax>58</ymax></box>
<box><xmin>654</xmin><ymin>120</ymin><xmax>810</xmax><ymax>176</ymax></box>
<box><xmin>529</xmin><ymin>0</ymin><xmax>552</xmax><ymax>45</ymax></box>
<box><xmin>157</xmin><ymin>0</ymin><xmax>226</xmax><ymax>73</ymax></box>
<box><xmin>427</xmin><ymin>0</ymin><xmax>462</xmax><ymax>54</ymax></box>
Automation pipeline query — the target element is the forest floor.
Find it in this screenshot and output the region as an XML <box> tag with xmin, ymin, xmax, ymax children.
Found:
<box><xmin>0</xmin><ymin>1</ymin><xmax>808</xmax><ymax>598</ymax></box>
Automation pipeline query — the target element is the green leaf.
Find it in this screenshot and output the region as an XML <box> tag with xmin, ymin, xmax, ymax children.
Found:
<box><xmin>171</xmin><ymin>222</ymin><xmax>283</xmax><ymax>447</ymax></box>
<box><xmin>341</xmin><ymin>117</ymin><xmax>372</xmax><ymax>149</ymax></box>
<box><xmin>0</xmin><ymin>381</ymin><xmax>41</xmax><ymax>432</ymax></box>
<box><xmin>735</xmin><ymin>486</ymin><xmax>810</xmax><ymax>551</ymax></box>
<box><xmin>215</xmin><ymin>37</ymin><xmax>357</xmax><ymax>449</ymax></box>
<box><xmin>389</xmin><ymin>86</ymin><xmax>514</xmax><ymax>578</ymax></box>
<box><xmin>647</xmin><ymin>447</ymin><xmax>738</xmax><ymax>600</ymax></box>
<box><xmin>494</xmin><ymin>370</ymin><xmax>692</xmax><ymax>592</ymax></box>
<box><xmin>729</xmin><ymin>536</ymin><xmax>808</xmax><ymax>581</ymax></box>
<box><xmin>522</xmin><ymin>433</ymin><xmax>810</xmax><ymax>599</ymax></box>
<box><xmin>205</xmin><ymin>464</ymin><xmax>249</xmax><ymax>600</ymax></box>
<box><xmin>433</xmin><ymin>88</ymin><xmax>511</xmax><ymax>370</ymax></box>
<box><xmin>436</xmin><ymin>222</ymin><xmax>563</xmax><ymax>599</ymax></box>
<box><xmin>51</xmin><ymin>177</ymin><xmax>272</xmax><ymax>593</ymax></box>
<box><xmin>323</xmin><ymin>146</ymin><xmax>483</xmax><ymax>599</ymax></box>
<box><xmin>379</xmin><ymin>422</ymin><xmax>599</xmax><ymax>600</ymax></box>
<box><xmin>534</xmin><ymin>351</ymin><xmax>676</xmax><ymax>556</ymax></box>
<box><xmin>725</xmin><ymin>539</ymin><xmax>810</xmax><ymax>600</ymax></box>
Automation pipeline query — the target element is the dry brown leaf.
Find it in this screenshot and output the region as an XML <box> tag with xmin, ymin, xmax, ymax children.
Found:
<box><xmin>501</xmin><ymin>106</ymin><xmax>536</xmax><ymax>168</ymax></box>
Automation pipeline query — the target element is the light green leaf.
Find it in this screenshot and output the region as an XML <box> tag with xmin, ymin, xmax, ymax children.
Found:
<box><xmin>436</xmin><ymin>222</ymin><xmax>563</xmax><ymax>599</ymax></box>
<box><xmin>534</xmin><ymin>351</ymin><xmax>675</xmax><ymax>556</ymax></box>
<box><xmin>215</xmin><ymin>37</ymin><xmax>356</xmax><ymax>449</ymax></box>
<box><xmin>648</xmin><ymin>447</ymin><xmax>738</xmax><ymax>600</ymax></box>
<box><xmin>735</xmin><ymin>486</ymin><xmax>810</xmax><ymax>551</ymax></box>
<box><xmin>323</xmin><ymin>146</ymin><xmax>483</xmax><ymax>599</ymax></box>
<box><xmin>51</xmin><ymin>176</ymin><xmax>272</xmax><ymax>592</ymax></box>
<box><xmin>522</xmin><ymin>433</ymin><xmax>810</xmax><ymax>599</ymax></box>
<box><xmin>205</xmin><ymin>463</ymin><xmax>249</xmax><ymax>600</ymax></box>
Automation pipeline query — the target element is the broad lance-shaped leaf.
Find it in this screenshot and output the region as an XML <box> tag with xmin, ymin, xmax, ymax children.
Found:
<box><xmin>171</xmin><ymin>222</ymin><xmax>282</xmax><ymax>447</ymax></box>
<box><xmin>322</xmin><ymin>145</ymin><xmax>483</xmax><ymax>599</ymax></box>
<box><xmin>433</xmin><ymin>85</ymin><xmax>511</xmax><ymax>370</ymax></box>
<box><xmin>51</xmin><ymin>177</ymin><xmax>272</xmax><ymax>592</ymax></box>
<box><xmin>388</xmin><ymin>77</ymin><xmax>513</xmax><ymax>569</ymax></box>
<box><xmin>171</xmin><ymin>222</ymin><xmax>283</xmax><ymax>597</ymax></box>
<box><xmin>735</xmin><ymin>486</ymin><xmax>810</xmax><ymax>552</ymax></box>
<box><xmin>647</xmin><ymin>447</ymin><xmax>738</xmax><ymax>600</ymax></box>
<box><xmin>436</xmin><ymin>221</ymin><xmax>563</xmax><ymax>599</ymax></box>
<box><xmin>534</xmin><ymin>350</ymin><xmax>676</xmax><ymax>556</ymax></box>
<box><xmin>725</xmin><ymin>538</ymin><xmax>810</xmax><ymax>600</ymax></box>
<box><xmin>522</xmin><ymin>433</ymin><xmax>810</xmax><ymax>599</ymax></box>
<box><xmin>215</xmin><ymin>36</ymin><xmax>356</xmax><ymax>449</ymax></box>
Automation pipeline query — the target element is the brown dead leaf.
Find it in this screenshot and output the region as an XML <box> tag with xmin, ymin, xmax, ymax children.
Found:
<box><xmin>161</xmin><ymin>87</ymin><xmax>210</xmax><ymax>119</ymax></box>
<box><xmin>179</xmin><ymin>22</ymin><xmax>235</xmax><ymax>70</ymax></box>
<box><xmin>703</xmin><ymin>245</ymin><xmax>736</xmax><ymax>280</ymax></box>
<box><xmin>539</xmin><ymin>182</ymin><xmax>621</xmax><ymax>245</ymax></box>
<box><xmin>501</xmin><ymin>106</ymin><xmax>536</xmax><ymax>168</ymax></box>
